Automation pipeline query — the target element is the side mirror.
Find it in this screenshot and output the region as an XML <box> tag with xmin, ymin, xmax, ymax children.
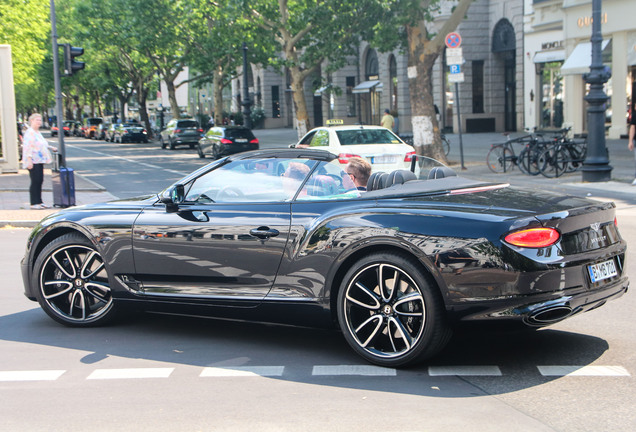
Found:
<box><xmin>160</xmin><ymin>184</ymin><xmax>185</xmax><ymax>212</ymax></box>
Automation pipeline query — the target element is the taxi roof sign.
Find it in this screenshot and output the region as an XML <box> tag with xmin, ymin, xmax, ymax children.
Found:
<box><xmin>326</xmin><ymin>119</ymin><xmax>344</xmax><ymax>126</ymax></box>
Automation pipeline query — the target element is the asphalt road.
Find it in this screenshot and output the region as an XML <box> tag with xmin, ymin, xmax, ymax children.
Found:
<box><xmin>2</xmin><ymin>134</ymin><xmax>635</xmax><ymax>431</ymax></box>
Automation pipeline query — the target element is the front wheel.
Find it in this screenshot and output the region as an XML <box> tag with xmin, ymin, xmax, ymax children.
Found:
<box><xmin>33</xmin><ymin>233</ymin><xmax>116</xmax><ymax>327</ymax></box>
<box><xmin>486</xmin><ymin>145</ymin><xmax>514</xmax><ymax>173</ymax></box>
<box><xmin>337</xmin><ymin>252</ymin><xmax>450</xmax><ymax>367</ymax></box>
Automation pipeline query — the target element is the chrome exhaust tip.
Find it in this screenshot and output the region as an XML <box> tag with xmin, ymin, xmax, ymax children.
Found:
<box><xmin>528</xmin><ymin>305</ymin><xmax>573</xmax><ymax>325</ymax></box>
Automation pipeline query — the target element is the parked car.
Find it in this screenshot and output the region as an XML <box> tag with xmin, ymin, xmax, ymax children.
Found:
<box><xmin>50</xmin><ymin>120</ymin><xmax>74</xmax><ymax>137</ymax></box>
<box><xmin>197</xmin><ymin>125</ymin><xmax>259</xmax><ymax>159</ymax></box>
<box><xmin>112</xmin><ymin>122</ymin><xmax>149</xmax><ymax>143</ymax></box>
<box><xmin>104</xmin><ymin>123</ymin><xmax>118</xmax><ymax>142</ymax></box>
<box><xmin>83</xmin><ymin>117</ymin><xmax>103</xmax><ymax>139</ymax></box>
<box><xmin>160</xmin><ymin>118</ymin><xmax>203</xmax><ymax>149</ymax></box>
<box><xmin>293</xmin><ymin>122</ymin><xmax>416</xmax><ymax>172</ymax></box>
<box><xmin>20</xmin><ymin>149</ymin><xmax>629</xmax><ymax>367</ymax></box>
<box><xmin>69</xmin><ymin>121</ymin><xmax>83</xmax><ymax>137</ymax></box>
<box><xmin>96</xmin><ymin>122</ymin><xmax>110</xmax><ymax>140</ymax></box>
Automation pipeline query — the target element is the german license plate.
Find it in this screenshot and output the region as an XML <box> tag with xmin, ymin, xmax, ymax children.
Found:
<box><xmin>371</xmin><ymin>155</ymin><xmax>396</xmax><ymax>164</ymax></box>
<box><xmin>587</xmin><ymin>259</ymin><xmax>617</xmax><ymax>283</ymax></box>
<box><xmin>235</xmin><ymin>138</ymin><xmax>248</xmax><ymax>143</ymax></box>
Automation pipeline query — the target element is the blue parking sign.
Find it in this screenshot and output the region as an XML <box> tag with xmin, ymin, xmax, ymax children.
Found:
<box><xmin>450</xmin><ymin>64</ymin><xmax>461</xmax><ymax>74</ymax></box>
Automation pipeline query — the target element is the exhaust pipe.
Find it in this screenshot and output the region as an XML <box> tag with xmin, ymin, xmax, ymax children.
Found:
<box><xmin>527</xmin><ymin>305</ymin><xmax>573</xmax><ymax>325</ymax></box>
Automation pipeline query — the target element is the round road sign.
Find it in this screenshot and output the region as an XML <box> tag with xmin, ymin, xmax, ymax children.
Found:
<box><xmin>445</xmin><ymin>32</ymin><xmax>462</xmax><ymax>49</ymax></box>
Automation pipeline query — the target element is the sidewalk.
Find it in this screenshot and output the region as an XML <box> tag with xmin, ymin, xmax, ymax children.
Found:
<box><xmin>1</xmin><ymin>130</ymin><xmax>634</xmax><ymax>227</ymax></box>
<box><xmin>0</xmin><ymin>169</ymin><xmax>117</xmax><ymax>227</ymax></box>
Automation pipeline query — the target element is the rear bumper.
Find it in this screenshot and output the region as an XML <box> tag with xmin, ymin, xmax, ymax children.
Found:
<box><xmin>451</xmin><ymin>275</ymin><xmax>629</xmax><ymax>327</ymax></box>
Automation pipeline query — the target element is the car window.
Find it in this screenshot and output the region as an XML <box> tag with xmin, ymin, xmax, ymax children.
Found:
<box><xmin>298</xmin><ymin>131</ymin><xmax>316</xmax><ymax>146</ymax></box>
<box><xmin>309</xmin><ymin>130</ymin><xmax>329</xmax><ymax>147</ymax></box>
<box><xmin>336</xmin><ymin>129</ymin><xmax>401</xmax><ymax>145</ymax></box>
<box><xmin>177</xmin><ymin>120</ymin><xmax>198</xmax><ymax>128</ymax></box>
<box><xmin>184</xmin><ymin>158</ymin><xmax>317</xmax><ymax>204</ymax></box>
<box><xmin>297</xmin><ymin>160</ymin><xmax>360</xmax><ymax>201</ymax></box>
<box><xmin>226</xmin><ymin>129</ymin><xmax>255</xmax><ymax>140</ymax></box>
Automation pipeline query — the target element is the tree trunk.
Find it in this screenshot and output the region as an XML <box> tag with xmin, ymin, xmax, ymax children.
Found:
<box><xmin>137</xmin><ymin>82</ymin><xmax>151</xmax><ymax>137</ymax></box>
<box><xmin>289</xmin><ymin>67</ymin><xmax>310</xmax><ymax>138</ymax></box>
<box><xmin>213</xmin><ymin>66</ymin><xmax>224</xmax><ymax>125</ymax></box>
<box><xmin>406</xmin><ymin>25</ymin><xmax>445</xmax><ymax>161</ymax></box>
<box><xmin>165</xmin><ymin>79</ymin><xmax>180</xmax><ymax>119</ymax></box>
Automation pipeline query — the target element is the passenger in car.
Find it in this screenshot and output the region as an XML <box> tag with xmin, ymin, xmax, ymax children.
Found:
<box><xmin>345</xmin><ymin>157</ymin><xmax>372</xmax><ymax>191</ymax></box>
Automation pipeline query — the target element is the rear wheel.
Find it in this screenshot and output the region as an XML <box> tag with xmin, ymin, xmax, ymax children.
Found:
<box><xmin>486</xmin><ymin>145</ymin><xmax>514</xmax><ymax>173</ymax></box>
<box><xmin>337</xmin><ymin>252</ymin><xmax>450</xmax><ymax>367</ymax></box>
<box><xmin>160</xmin><ymin>136</ymin><xmax>166</xmax><ymax>149</ymax></box>
<box><xmin>197</xmin><ymin>145</ymin><xmax>205</xmax><ymax>158</ymax></box>
<box><xmin>212</xmin><ymin>144</ymin><xmax>220</xmax><ymax>159</ymax></box>
<box><xmin>33</xmin><ymin>233</ymin><xmax>115</xmax><ymax>327</ymax></box>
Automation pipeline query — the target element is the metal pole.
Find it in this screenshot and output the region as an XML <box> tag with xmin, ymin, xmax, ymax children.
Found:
<box><xmin>581</xmin><ymin>0</ymin><xmax>612</xmax><ymax>182</ymax></box>
<box><xmin>242</xmin><ymin>42</ymin><xmax>252</xmax><ymax>129</ymax></box>
<box><xmin>454</xmin><ymin>83</ymin><xmax>466</xmax><ymax>170</ymax></box>
<box><xmin>49</xmin><ymin>0</ymin><xmax>65</xmax><ymax>167</ymax></box>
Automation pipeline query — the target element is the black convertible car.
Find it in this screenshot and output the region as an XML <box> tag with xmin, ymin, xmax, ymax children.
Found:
<box><xmin>21</xmin><ymin>149</ymin><xmax>629</xmax><ymax>367</ymax></box>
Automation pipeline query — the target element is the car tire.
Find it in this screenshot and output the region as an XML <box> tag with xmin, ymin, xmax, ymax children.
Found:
<box><xmin>197</xmin><ymin>145</ymin><xmax>205</xmax><ymax>158</ymax></box>
<box><xmin>32</xmin><ymin>233</ymin><xmax>116</xmax><ymax>327</ymax></box>
<box><xmin>160</xmin><ymin>137</ymin><xmax>166</xmax><ymax>149</ymax></box>
<box><xmin>169</xmin><ymin>139</ymin><xmax>175</xmax><ymax>150</ymax></box>
<box><xmin>336</xmin><ymin>251</ymin><xmax>451</xmax><ymax>367</ymax></box>
<box><xmin>212</xmin><ymin>144</ymin><xmax>220</xmax><ymax>159</ymax></box>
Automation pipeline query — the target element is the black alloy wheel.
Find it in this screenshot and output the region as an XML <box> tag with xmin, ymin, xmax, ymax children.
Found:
<box><xmin>337</xmin><ymin>252</ymin><xmax>450</xmax><ymax>367</ymax></box>
<box><xmin>33</xmin><ymin>233</ymin><xmax>115</xmax><ymax>326</ymax></box>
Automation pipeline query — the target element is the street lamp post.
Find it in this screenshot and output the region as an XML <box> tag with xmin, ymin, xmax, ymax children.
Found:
<box><xmin>242</xmin><ymin>42</ymin><xmax>252</xmax><ymax>129</ymax></box>
<box><xmin>581</xmin><ymin>0</ymin><xmax>612</xmax><ymax>182</ymax></box>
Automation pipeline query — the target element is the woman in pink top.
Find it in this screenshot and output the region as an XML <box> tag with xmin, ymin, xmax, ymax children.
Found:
<box><xmin>21</xmin><ymin>113</ymin><xmax>57</xmax><ymax>209</ymax></box>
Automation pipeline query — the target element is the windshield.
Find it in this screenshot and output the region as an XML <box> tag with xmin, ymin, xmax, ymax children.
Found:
<box><xmin>177</xmin><ymin>120</ymin><xmax>198</xmax><ymax>128</ymax></box>
<box><xmin>336</xmin><ymin>129</ymin><xmax>402</xmax><ymax>145</ymax></box>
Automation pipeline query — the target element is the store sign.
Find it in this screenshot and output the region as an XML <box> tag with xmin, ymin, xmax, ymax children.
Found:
<box><xmin>577</xmin><ymin>13</ymin><xmax>608</xmax><ymax>28</ymax></box>
<box><xmin>541</xmin><ymin>41</ymin><xmax>563</xmax><ymax>50</ymax></box>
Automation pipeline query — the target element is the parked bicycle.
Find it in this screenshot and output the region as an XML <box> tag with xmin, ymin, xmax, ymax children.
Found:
<box><xmin>486</xmin><ymin>130</ymin><xmax>546</xmax><ymax>174</ymax></box>
<box><xmin>538</xmin><ymin>132</ymin><xmax>587</xmax><ymax>178</ymax></box>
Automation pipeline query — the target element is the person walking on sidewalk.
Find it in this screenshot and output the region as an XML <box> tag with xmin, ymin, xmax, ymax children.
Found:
<box><xmin>21</xmin><ymin>113</ymin><xmax>56</xmax><ymax>209</ymax></box>
<box><xmin>381</xmin><ymin>109</ymin><xmax>394</xmax><ymax>130</ymax></box>
<box><xmin>629</xmin><ymin>105</ymin><xmax>636</xmax><ymax>186</ymax></box>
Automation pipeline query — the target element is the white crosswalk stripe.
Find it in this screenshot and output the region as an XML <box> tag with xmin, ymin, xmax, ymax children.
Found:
<box><xmin>200</xmin><ymin>366</ymin><xmax>285</xmax><ymax>377</ymax></box>
<box><xmin>0</xmin><ymin>370</ymin><xmax>66</xmax><ymax>381</ymax></box>
<box><xmin>428</xmin><ymin>366</ymin><xmax>503</xmax><ymax>376</ymax></box>
<box><xmin>312</xmin><ymin>365</ymin><xmax>397</xmax><ymax>376</ymax></box>
<box><xmin>87</xmin><ymin>368</ymin><xmax>174</xmax><ymax>380</ymax></box>
<box><xmin>537</xmin><ymin>365</ymin><xmax>631</xmax><ymax>377</ymax></box>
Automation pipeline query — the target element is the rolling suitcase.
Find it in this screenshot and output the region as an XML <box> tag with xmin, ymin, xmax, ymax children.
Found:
<box><xmin>52</xmin><ymin>166</ymin><xmax>76</xmax><ymax>207</ymax></box>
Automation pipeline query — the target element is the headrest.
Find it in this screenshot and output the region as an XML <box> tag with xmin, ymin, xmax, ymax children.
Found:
<box><xmin>387</xmin><ymin>169</ymin><xmax>417</xmax><ymax>187</ymax></box>
<box><xmin>367</xmin><ymin>172</ymin><xmax>388</xmax><ymax>191</ymax></box>
<box><xmin>427</xmin><ymin>166</ymin><xmax>457</xmax><ymax>180</ymax></box>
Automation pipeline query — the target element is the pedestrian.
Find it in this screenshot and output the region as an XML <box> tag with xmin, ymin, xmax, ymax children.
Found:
<box><xmin>345</xmin><ymin>157</ymin><xmax>372</xmax><ymax>191</ymax></box>
<box><xmin>629</xmin><ymin>104</ymin><xmax>636</xmax><ymax>186</ymax></box>
<box><xmin>381</xmin><ymin>109</ymin><xmax>394</xmax><ymax>130</ymax></box>
<box><xmin>21</xmin><ymin>113</ymin><xmax>57</xmax><ymax>209</ymax></box>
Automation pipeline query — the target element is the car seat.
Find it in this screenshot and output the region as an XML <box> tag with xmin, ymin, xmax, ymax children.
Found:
<box><xmin>367</xmin><ymin>172</ymin><xmax>389</xmax><ymax>191</ymax></box>
<box><xmin>386</xmin><ymin>170</ymin><xmax>417</xmax><ymax>187</ymax></box>
<box><xmin>427</xmin><ymin>166</ymin><xmax>457</xmax><ymax>179</ymax></box>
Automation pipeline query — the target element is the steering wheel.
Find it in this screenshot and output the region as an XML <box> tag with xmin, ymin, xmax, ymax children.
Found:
<box><xmin>216</xmin><ymin>186</ymin><xmax>244</xmax><ymax>201</ymax></box>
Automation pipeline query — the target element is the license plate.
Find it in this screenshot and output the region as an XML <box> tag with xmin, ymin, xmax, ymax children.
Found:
<box><xmin>587</xmin><ymin>259</ymin><xmax>618</xmax><ymax>283</ymax></box>
<box><xmin>370</xmin><ymin>155</ymin><xmax>396</xmax><ymax>164</ymax></box>
<box><xmin>235</xmin><ymin>138</ymin><xmax>248</xmax><ymax>143</ymax></box>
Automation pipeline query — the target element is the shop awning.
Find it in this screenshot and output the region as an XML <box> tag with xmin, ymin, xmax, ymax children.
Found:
<box><xmin>352</xmin><ymin>80</ymin><xmax>383</xmax><ymax>94</ymax></box>
<box><xmin>561</xmin><ymin>40</ymin><xmax>611</xmax><ymax>75</ymax></box>
<box><xmin>533</xmin><ymin>49</ymin><xmax>565</xmax><ymax>64</ymax></box>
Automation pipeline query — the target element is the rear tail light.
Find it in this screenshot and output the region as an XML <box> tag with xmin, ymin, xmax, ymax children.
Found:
<box><xmin>198</xmin><ymin>128</ymin><xmax>203</xmax><ymax>133</ymax></box>
<box><xmin>175</xmin><ymin>129</ymin><xmax>182</xmax><ymax>133</ymax></box>
<box><xmin>250</xmin><ymin>138</ymin><xmax>259</xmax><ymax>144</ymax></box>
<box><xmin>220</xmin><ymin>138</ymin><xmax>233</xmax><ymax>144</ymax></box>
<box><xmin>504</xmin><ymin>228</ymin><xmax>560</xmax><ymax>248</ymax></box>
<box><xmin>404</xmin><ymin>151</ymin><xmax>416</xmax><ymax>162</ymax></box>
<box><xmin>337</xmin><ymin>153</ymin><xmax>362</xmax><ymax>164</ymax></box>
<box><xmin>63</xmin><ymin>127</ymin><xmax>70</xmax><ymax>131</ymax></box>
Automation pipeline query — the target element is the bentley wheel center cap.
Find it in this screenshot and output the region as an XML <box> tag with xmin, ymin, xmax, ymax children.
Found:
<box><xmin>74</xmin><ymin>279</ymin><xmax>84</xmax><ymax>289</ymax></box>
<box><xmin>383</xmin><ymin>304</ymin><xmax>393</xmax><ymax>315</ymax></box>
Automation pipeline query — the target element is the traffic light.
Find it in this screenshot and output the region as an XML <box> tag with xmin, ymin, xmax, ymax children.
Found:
<box><xmin>62</xmin><ymin>43</ymin><xmax>85</xmax><ymax>76</ymax></box>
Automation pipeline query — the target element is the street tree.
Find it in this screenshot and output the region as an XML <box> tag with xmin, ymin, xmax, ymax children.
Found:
<box><xmin>240</xmin><ymin>0</ymin><xmax>382</xmax><ymax>138</ymax></box>
<box><xmin>371</xmin><ymin>0</ymin><xmax>474</xmax><ymax>160</ymax></box>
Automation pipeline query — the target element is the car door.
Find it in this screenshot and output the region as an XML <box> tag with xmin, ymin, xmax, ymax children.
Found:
<box><xmin>130</xmin><ymin>157</ymin><xmax>303</xmax><ymax>304</ymax></box>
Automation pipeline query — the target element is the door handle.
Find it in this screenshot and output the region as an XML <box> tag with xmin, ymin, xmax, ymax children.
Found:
<box><xmin>249</xmin><ymin>227</ymin><xmax>280</xmax><ymax>239</ymax></box>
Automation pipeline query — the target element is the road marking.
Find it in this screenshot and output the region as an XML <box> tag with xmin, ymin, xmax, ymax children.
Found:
<box><xmin>428</xmin><ymin>366</ymin><xmax>502</xmax><ymax>376</ymax></box>
<box><xmin>66</xmin><ymin>144</ymin><xmax>189</xmax><ymax>176</ymax></box>
<box><xmin>538</xmin><ymin>366</ymin><xmax>631</xmax><ymax>377</ymax></box>
<box><xmin>0</xmin><ymin>370</ymin><xmax>65</xmax><ymax>381</ymax></box>
<box><xmin>312</xmin><ymin>365</ymin><xmax>396</xmax><ymax>376</ymax></box>
<box><xmin>87</xmin><ymin>368</ymin><xmax>174</xmax><ymax>380</ymax></box>
<box><xmin>200</xmin><ymin>366</ymin><xmax>285</xmax><ymax>377</ymax></box>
